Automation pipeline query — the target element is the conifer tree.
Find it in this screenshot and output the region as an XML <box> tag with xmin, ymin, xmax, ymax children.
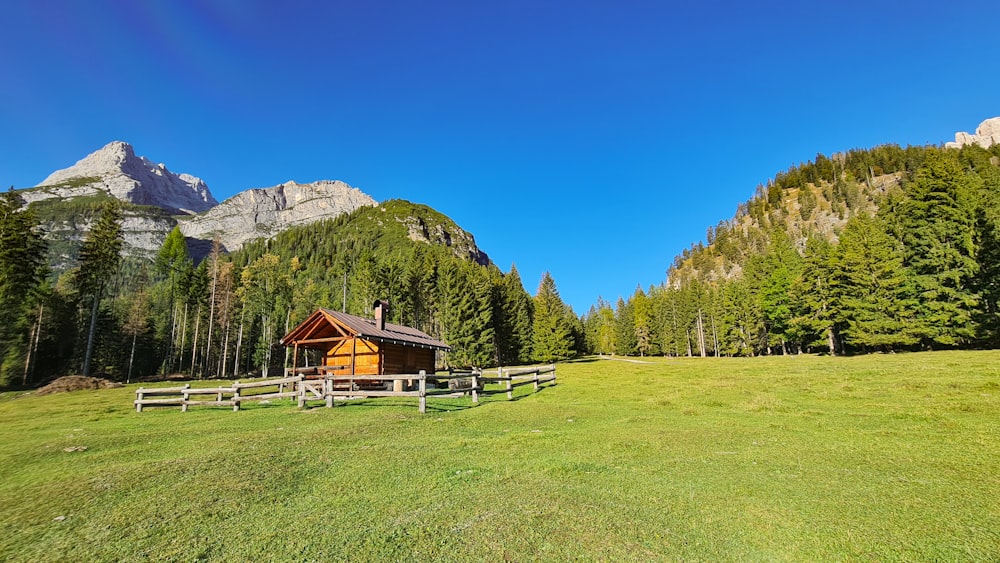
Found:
<box><xmin>532</xmin><ymin>272</ymin><xmax>574</xmax><ymax>362</ymax></box>
<box><xmin>834</xmin><ymin>215</ymin><xmax>917</xmax><ymax>351</ymax></box>
<box><xmin>584</xmin><ymin>297</ymin><xmax>615</xmax><ymax>355</ymax></box>
<box><xmin>75</xmin><ymin>201</ymin><xmax>123</xmax><ymax>377</ymax></box>
<box><xmin>494</xmin><ymin>264</ymin><xmax>533</xmax><ymax>364</ymax></box>
<box><xmin>154</xmin><ymin>227</ymin><xmax>191</xmax><ymax>373</ymax></box>
<box><xmin>789</xmin><ymin>235</ymin><xmax>839</xmax><ymax>354</ymax></box>
<box><xmin>896</xmin><ymin>150</ymin><xmax>980</xmax><ymax>347</ymax></box>
<box><xmin>631</xmin><ymin>286</ymin><xmax>654</xmax><ymax>357</ymax></box>
<box><xmin>0</xmin><ymin>189</ymin><xmax>47</xmax><ymax>384</ymax></box>
<box><xmin>238</xmin><ymin>253</ymin><xmax>293</xmax><ymax>377</ymax></box>
<box><xmin>614</xmin><ymin>296</ymin><xmax>636</xmax><ymax>355</ymax></box>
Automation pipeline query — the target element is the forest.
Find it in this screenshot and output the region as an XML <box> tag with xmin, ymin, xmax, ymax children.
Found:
<box><xmin>582</xmin><ymin>143</ymin><xmax>1000</xmax><ymax>357</ymax></box>
<box><xmin>0</xmin><ymin>199</ymin><xmax>581</xmax><ymax>388</ymax></box>
<box><xmin>4</xmin><ymin>142</ymin><xmax>1000</xmax><ymax>388</ymax></box>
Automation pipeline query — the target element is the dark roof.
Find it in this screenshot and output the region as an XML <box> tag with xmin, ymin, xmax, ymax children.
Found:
<box><xmin>281</xmin><ymin>308</ymin><xmax>450</xmax><ymax>351</ymax></box>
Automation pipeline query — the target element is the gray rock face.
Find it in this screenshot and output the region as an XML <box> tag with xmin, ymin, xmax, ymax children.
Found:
<box><xmin>31</xmin><ymin>141</ymin><xmax>217</xmax><ymax>214</ymax></box>
<box><xmin>42</xmin><ymin>209</ymin><xmax>177</xmax><ymax>271</ymax></box>
<box><xmin>177</xmin><ymin>180</ymin><xmax>377</xmax><ymax>251</ymax></box>
<box><xmin>945</xmin><ymin>117</ymin><xmax>1000</xmax><ymax>149</ymax></box>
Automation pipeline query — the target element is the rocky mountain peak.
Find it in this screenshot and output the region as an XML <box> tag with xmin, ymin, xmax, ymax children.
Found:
<box><xmin>33</xmin><ymin>141</ymin><xmax>218</xmax><ymax>214</ymax></box>
<box><xmin>177</xmin><ymin>179</ymin><xmax>378</xmax><ymax>251</ymax></box>
<box><xmin>945</xmin><ymin>117</ymin><xmax>1000</xmax><ymax>149</ymax></box>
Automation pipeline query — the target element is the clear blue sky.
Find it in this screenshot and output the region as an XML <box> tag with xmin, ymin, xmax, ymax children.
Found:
<box><xmin>2</xmin><ymin>0</ymin><xmax>999</xmax><ymax>314</ymax></box>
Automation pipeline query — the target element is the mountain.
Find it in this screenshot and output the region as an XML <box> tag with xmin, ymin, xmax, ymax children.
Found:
<box><xmin>26</xmin><ymin>141</ymin><xmax>217</xmax><ymax>214</ymax></box>
<box><xmin>17</xmin><ymin>141</ymin><xmax>481</xmax><ymax>272</ymax></box>
<box><xmin>177</xmin><ymin>180</ymin><xmax>377</xmax><ymax>251</ymax></box>
<box><xmin>945</xmin><ymin>116</ymin><xmax>1000</xmax><ymax>149</ymax></box>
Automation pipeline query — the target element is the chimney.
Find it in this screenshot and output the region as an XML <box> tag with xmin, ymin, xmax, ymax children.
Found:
<box><xmin>374</xmin><ymin>300</ymin><xmax>389</xmax><ymax>330</ymax></box>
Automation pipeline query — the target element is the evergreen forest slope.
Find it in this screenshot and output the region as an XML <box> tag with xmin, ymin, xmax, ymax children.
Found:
<box><xmin>1</xmin><ymin>192</ymin><xmax>582</xmax><ymax>387</ymax></box>
<box><xmin>584</xmin><ymin>142</ymin><xmax>1000</xmax><ymax>358</ymax></box>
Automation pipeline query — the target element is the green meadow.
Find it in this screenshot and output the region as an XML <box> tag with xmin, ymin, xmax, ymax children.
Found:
<box><xmin>1</xmin><ymin>351</ymin><xmax>998</xmax><ymax>561</ymax></box>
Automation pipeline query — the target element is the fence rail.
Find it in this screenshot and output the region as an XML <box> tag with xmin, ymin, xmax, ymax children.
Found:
<box><xmin>135</xmin><ymin>376</ymin><xmax>302</xmax><ymax>412</ymax></box>
<box><xmin>135</xmin><ymin>365</ymin><xmax>556</xmax><ymax>414</ymax></box>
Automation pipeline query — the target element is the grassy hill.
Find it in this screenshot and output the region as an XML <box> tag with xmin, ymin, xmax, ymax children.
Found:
<box><xmin>1</xmin><ymin>352</ymin><xmax>998</xmax><ymax>560</ymax></box>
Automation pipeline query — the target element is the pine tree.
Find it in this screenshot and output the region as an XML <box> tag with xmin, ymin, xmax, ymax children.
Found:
<box><xmin>154</xmin><ymin>226</ymin><xmax>191</xmax><ymax>373</ymax></box>
<box><xmin>789</xmin><ymin>235</ymin><xmax>839</xmax><ymax>354</ymax></box>
<box><xmin>75</xmin><ymin>201</ymin><xmax>123</xmax><ymax>377</ymax></box>
<box><xmin>584</xmin><ymin>296</ymin><xmax>615</xmax><ymax>355</ymax></box>
<box><xmin>238</xmin><ymin>253</ymin><xmax>293</xmax><ymax>377</ymax></box>
<box><xmin>494</xmin><ymin>263</ymin><xmax>533</xmax><ymax>365</ymax></box>
<box><xmin>0</xmin><ymin>189</ymin><xmax>47</xmax><ymax>385</ymax></box>
<box><xmin>896</xmin><ymin>150</ymin><xmax>981</xmax><ymax>347</ymax></box>
<box><xmin>834</xmin><ymin>215</ymin><xmax>918</xmax><ymax>352</ymax></box>
<box><xmin>532</xmin><ymin>272</ymin><xmax>574</xmax><ymax>362</ymax></box>
<box><xmin>971</xmin><ymin>162</ymin><xmax>1000</xmax><ymax>343</ymax></box>
<box><xmin>631</xmin><ymin>286</ymin><xmax>654</xmax><ymax>357</ymax></box>
<box><xmin>614</xmin><ymin>296</ymin><xmax>636</xmax><ymax>355</ymax></box>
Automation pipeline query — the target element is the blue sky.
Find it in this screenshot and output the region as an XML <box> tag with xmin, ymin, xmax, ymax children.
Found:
<box><xmin>2</xmin><ymin>0</ymin><xmax>999</xmax><ymax>314</ymax></box>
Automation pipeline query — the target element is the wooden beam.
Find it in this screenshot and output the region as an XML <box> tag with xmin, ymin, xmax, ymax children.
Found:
<box><xmin>294</xmin><ymin>336</ymin><xmax>349</xmax><ymax>345</ymax></box>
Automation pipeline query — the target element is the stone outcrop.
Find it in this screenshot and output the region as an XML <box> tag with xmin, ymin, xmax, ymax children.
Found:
<box><xmin>945</xmin><ymin>117</ymin><xmax>1000</xmax><ymax>149</ymax></box>
<box><xmin>42</xmin><ymin>209</ymin><xmax>177</xmax><ymax>271</ymax></box>
<box><xmin>398</xmin><ymin>213</ymin><xmax>489</xmax><ymax>265</ymax></box>
<box><xmin>177</xmin><ymin>180</ymin><xmax>377</xmax><ymax>251</ymax></box>
<box><xmin>29</xmin><ymin>141</ymin><xmax>217</xmax><ymax>214</ymax></box>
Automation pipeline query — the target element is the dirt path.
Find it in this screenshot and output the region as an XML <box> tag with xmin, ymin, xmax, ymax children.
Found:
<box><xmin>596</xmin><ymin>355</ymin><xmax>655</xmax><ymax>364</ymax></box>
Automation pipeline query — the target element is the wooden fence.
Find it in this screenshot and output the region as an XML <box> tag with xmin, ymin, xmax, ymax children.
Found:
<box><xmin>298</xmin><ymin>364</ymin><xmax>556</xmax><ymax>413</ymax></box>
<box><xmin>134</xmin><ymin>376</ymin><xmax>302</xmax><ymax>412</ymax></box>
<box><xmin>135</xmin><ymin>365</ymin><xmax>556</xmax><ymax>414</ymax></box>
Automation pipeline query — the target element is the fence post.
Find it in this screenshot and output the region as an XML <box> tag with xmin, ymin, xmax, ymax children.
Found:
<box><xmin>297</xmin><ymin>380</ymin><xmax>305</xmax><ymax>408</ymax></box>
<box><xmin>326</xmin><ymin>377</ymin><xmax>334</xmax><ymax>408</ymax></box>
<box><xmin>136</xmin><ymin>388</ymin><xmax>144</xmax><ymax>412</ymax></box>
<box><xmin>419</xmin><ymin>370</ymin><xmax>426</xmax><ymax>414</ymax></box>
<box><xmin>233</xmin><ymin>381</ymin><xmax>241</xmax><ymax>412</ymax></box>
<box><xmin>471</xmin><ymin>368</ymin><xmax>479</xmax><ymax>404</ymax></box>
<box><xmin>504</xmin><ymin>367</ymin><xmax>512</xmax><ymax>400</ymax></box>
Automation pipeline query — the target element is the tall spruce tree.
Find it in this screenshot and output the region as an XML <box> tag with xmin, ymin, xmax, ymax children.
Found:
<box><xmin>532</xmin><ymin>272</ymin><xmax>574</xmax><ymax>362</ymax></box>
<box><xmin>75</xmin><ymin>201</ymin><xmax>123</xmax><ymax>377</ymax></box>
<box><xmin>896</xmin><ymin>150</ymin><xmax>980</xmax><ymax>347</ymax></box>
<box><xmin>614</xmin><ymin>296</ymin><xmax>636</xmax><ymax>355</ymax></box>
<box><xmin>494</xmin><ymin>264</ymin><xmax>533</xmax><ymax>365</ymax></box>
<box><xmin>971</xmin><ymin>162</ymin><xmax>1000</xmax><ymax>343</ymax></box>
<box><xmin>789</xmin><ymin>235</ymin><xmax>839</xmax><ymax>354</ymax></box>
<box><xmin>834</xmin><ymin>214</ymin><xmax>917</xmax><ymax>352</ymax></box>
<box><xmin>154</xmin><ymin>226</ymin><xmax>191</xmax><ymax>373</ymax></box>
<box><xmin>0</xmin><ymin>189</ymin><xmax>47</xmax><ymax>385</ymax></box>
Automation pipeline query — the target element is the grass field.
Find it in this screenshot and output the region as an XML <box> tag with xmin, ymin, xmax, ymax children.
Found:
<box><xmin>1</xmin><ymin>351</ymin><xmax>998</xmax><ymax>561</ymax></box>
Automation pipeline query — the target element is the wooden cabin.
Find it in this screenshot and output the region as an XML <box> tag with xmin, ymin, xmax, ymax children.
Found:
<box><xmin>280</xmin><ymin>301</ymin><xmax>450</xmax><ymax>380</ymax></box>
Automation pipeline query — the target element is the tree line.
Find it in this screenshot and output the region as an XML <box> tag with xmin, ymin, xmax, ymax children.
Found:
<box><xmin>582</xmin><ymin>143</ymin><xmax>1000</xmax><ymax>356</ymax></box>
<box><xmin>0</xmin><ymin>198</ymin><xmax>580</xmax><ymax>388</ymax></box>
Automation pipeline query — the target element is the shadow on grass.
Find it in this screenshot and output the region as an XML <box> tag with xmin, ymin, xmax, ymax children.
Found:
<box><xmin>296</xmin><ymin>383</ymin><xmax>558</xmax><ymax>413</ymax></box>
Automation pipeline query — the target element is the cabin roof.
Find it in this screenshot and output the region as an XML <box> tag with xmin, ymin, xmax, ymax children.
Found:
<box><xmin>281</xmin><ymin>308</ymin><xmax>451</xmax><ymax>351</ymax></box>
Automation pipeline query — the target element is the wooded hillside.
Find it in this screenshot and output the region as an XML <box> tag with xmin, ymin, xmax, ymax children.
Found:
<box><xmin>584</xmin><ymin>143</ymin><xmax>1000</xmax><ymax>357</ymax></box>
<box><xmin>0</xmin><ymin>198</ymin><xmax>581</xmax><ymax>388</ymax></box>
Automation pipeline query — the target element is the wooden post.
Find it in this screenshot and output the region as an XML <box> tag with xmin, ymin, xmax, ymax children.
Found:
<box><xmin>297</xmin><ymin>380</ymin><xmax>305</xmax><ymax>408</ymax></box>
<box><xmin>326</xmin><ymin>377</ymin><xmax>334</xmax><ymax>408</ymax></box>
<box><xmin>136</xmin><ymin>388</ymin><xmax>144</xmax><ymax>412</ymax></box>
<box><xmin>233</xmin><ymin>381</ymin><xmax>241</xmax><ymax>412</ymax></box>
<box><xmin>418</xmin><ymin>370</ymin><xmax>426</xmax><ymax>413</ymax></box>
<box><xmin>533</xmin><ymin>370</ymin><xmax>539</xmax><ymax>392</ymax></box>
<box><xmin>504</xmin><ymin>367</ymin><xmax>512</xmax><ymax>400</ymax></box>
<box><xmin>471</xmin><ymin>369</ymin><xmax>479</xmax><ymax>404</ymax></box>
<box><xmin>350</xmin><ymin>337</ymin><xmax>357</xmax><ymax>375</ymax></box>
